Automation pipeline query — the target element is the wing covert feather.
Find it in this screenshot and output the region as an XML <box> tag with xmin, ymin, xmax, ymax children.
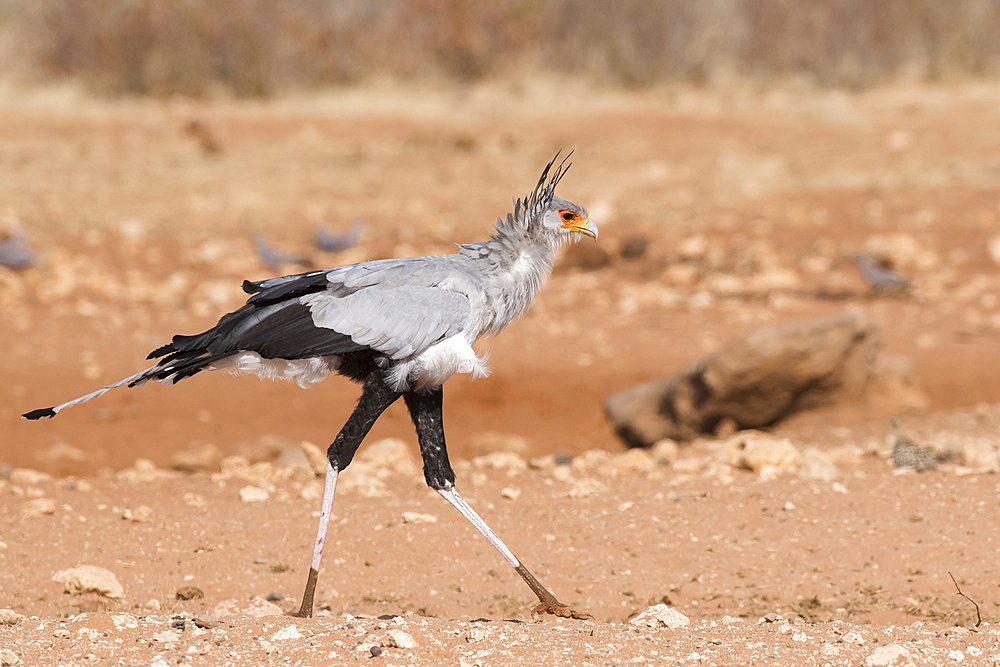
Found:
<box><xmin>302</xmin><ymin>285</ymin><xmax>471</xmax><ymax>360</ymax></box>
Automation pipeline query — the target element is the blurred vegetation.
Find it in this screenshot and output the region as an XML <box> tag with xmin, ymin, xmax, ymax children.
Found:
<box><xmin>7</xmin><ymin>0</ymin><xmax>1000</xmax><ymax>97</ymax></box>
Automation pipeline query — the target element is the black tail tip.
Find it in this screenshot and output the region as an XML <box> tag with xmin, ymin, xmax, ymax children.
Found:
<box><xmin>23</xmin><ymin>407</ymin><xmax>56</xmax><ymax>420</ymax></box>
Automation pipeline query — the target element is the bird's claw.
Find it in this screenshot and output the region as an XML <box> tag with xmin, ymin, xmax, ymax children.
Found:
<box><xmin>531</xmin><ymin>601</ymin><xmax>593</xmax><ymax>621</ymax></box>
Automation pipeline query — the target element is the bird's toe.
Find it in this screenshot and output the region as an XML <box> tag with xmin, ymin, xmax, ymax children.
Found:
<box><xmin>531</xmin><ymin>601</ymin><xmax>594</xmax><ymax>621</ymax></box>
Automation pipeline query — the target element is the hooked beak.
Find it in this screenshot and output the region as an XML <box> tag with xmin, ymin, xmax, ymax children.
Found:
<box><xmin>571</xmin><ymin>218</ymin><xmax>599</xmax><ymax>240</ymax></box>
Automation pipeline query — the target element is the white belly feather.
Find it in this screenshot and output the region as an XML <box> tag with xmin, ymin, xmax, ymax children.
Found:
<box><xmin>385</xmin><ymin>333</ymin><xmax>489</xmax><ymax>391</ymax></box>
<box><xmin>206</xmin><ymin>334</ymin><xmax>488</xmax><ymax>392</ymax></box>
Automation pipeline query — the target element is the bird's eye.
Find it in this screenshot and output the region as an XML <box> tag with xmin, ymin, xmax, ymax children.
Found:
<box><xmin>561</xmin><ymin>212</ymin><xmax>575</xmax><ymax>222</ymax></box>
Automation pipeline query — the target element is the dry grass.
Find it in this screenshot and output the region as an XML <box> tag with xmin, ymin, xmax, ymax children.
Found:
<box><xmin>6</xmin><ymin>0</ymin><xmax>1000</xmax><ymax>96</ymax></box>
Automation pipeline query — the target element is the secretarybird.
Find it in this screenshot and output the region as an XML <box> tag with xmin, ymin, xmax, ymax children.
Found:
<box><xmin>24</xmin><ymin>154</ymin><xmax>597</xmax><ymax>620</ymax></box>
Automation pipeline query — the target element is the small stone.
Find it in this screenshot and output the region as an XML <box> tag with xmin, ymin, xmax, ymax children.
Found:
<box><xmin>122</xmin><ymin>505</ymin><xmax>153</xmax><ymax>522</ymax></box>
<box><xmin>842</xmin><ymin>631</ymin><xmax>865</xmax><ymax>645</ymax></box>
<box><xmin>176</xmin><ymin>586</ymin><xmax>204</xmax><ymax>601</ymax></box>
<box><xmin>52</xmin><ymin>628</ymin><xmax>70</xmax><ymax>638</ymax></box>
<box><xmin>193</xmin><ymin>615</ymin><xmax>219</xmax><ymax>629</ymax></box>
<box><xmin>239</xmin><ymin>485</ymin><xmax>270</xmax><ymax>503</ymax></box>
<box><xmin>469</xmin><ymin>431</ymin><xmax>530</xmax><ymax>457</ymax></box>
<box><xmin>721</xmin><ymin>432</ymin><xmax>800</xmax><ymax>475</ymax></box>
<box><xmin>170</xmin><ymin>442</ymin><xmax>222</xmax><ymax>472</ymax></box>
<box><xmin>864</xmin><ymin>643</ymin><xmax>911</xmax><ymax>666</ymax></box>
<box><xmin>52</xmin><ymin>565</ymin><xmax>124</xmax><ymax>599</ymax></box>
<box><xmin>609</xmin><ymin>448</ymin><xmax>656</xmax><ymax>474</ymax></box>
<box><xmin>110</xmin><ymin>613</ymin><xmax>138</xmax><ymax>630</ymax></box>
<box><xmin>369</xmin><ymin>645</ymin><xmax>383</xmax><ymax>657</ymax></box>
<box><xmin>151</xmin><ymin>629</ymin><xmax>180</xmax><ymax>643</ymax></box>
<box><xmin>401</xmin><ymin>511</ymin><xmax>437</xmax><ymax>524</ymax></box>
<box><xmin>650</xmin><ymin>439</ymin><xmax>679</xmax><ymax>464</ymax></box>
<box><xmin>144</xmin><ymin>598</ymin><xmax>161</xmax><ymax>611</ymax></box>
<box><xmin>299</xmin><ymin>441</ymin><xmax>327</xmax><ymax>476</ymax></box>
<box><xmin>500</xmin><ymin>487</ymin><xmax>521</xmax><ymax>501</ymax></box>
<box><xmin>355</xmin><ymin>438</ymin><xmax>415</xmax><ymax>474</ymax></box>
<box><xmin>9</xmin><ymin>468</ymin><xmax>50</xmax><ymax>486</ymax></box>
<box><xmin>0</xmin><ymin>610</ymin><xmax>26</xmax><ymax>625</ymax></box>
<box><xmin>213</xmin><ymin>596</ymin><xmax>284</xmax><ymax>618</ymax></box>
<box><xmin>272</xmin><ymin>625</ymin><xmax>303</xmax><ymax>641</ymax></box>
<box><xmin>465</xmin><ymin>626</ymin><xmax>490</xmax><ymax>643</ymax></box>
<box><xmin>23</xmin><ymin>498</ymin><xmax>56</xmax><ymax>517</ymax></box>
<box><xmin>472</xmin><ymin>451</ymin><xmax>527</xmax><ymax>471</ymax></box>
<box><xmin>384</xmin><ymin>629</ymin><xmax>417</xmax><ymax>649</ymax></box>
<box><xmin>628</xmin><ymin>604</ymin><xmax>690</xmax><ymax>629</ymax></box>
<box><xmin>799</xmin><ymin>448</ymin><xmax>842</xmax><ymax>481</ymax></box>
<box><xmin>0</xmin><ymin>649</ymin><xmax>19</xmax><ymax>666</ymax></box>
<box><xmin>760</xmin><ymin>612</ymin><xmax>783</xmax><ymax>624</ymax></box>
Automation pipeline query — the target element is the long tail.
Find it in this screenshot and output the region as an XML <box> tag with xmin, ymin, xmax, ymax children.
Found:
<box><xmin>21</xmin><ymin>364</ymin><xmax>168</xmax><ymax>420</ymax></box>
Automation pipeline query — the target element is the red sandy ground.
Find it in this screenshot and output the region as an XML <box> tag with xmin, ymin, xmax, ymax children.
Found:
<box><xmin>1</xmin><ymin>82</ymin><xmax>999</xmax><ymax>664</ymax></box>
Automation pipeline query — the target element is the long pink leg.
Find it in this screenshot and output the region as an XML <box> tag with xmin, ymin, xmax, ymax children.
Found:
<box><xmin>296</xmin><ymin>459</ymin><xmax>339</xmax><ymax>618</ymax></box>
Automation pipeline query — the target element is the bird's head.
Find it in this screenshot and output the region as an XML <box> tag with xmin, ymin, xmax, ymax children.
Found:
<box><xmin>541</xmin><ymin>195</ymin><xmax>597</xmax><ymax>241</ymax></box>
<box><xmin>500</xmin><ymin>152</ymin><xmax>597</xmax><ymax>244</ymax></box>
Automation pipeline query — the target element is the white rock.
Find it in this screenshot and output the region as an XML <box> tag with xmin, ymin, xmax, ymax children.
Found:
<box><xmin>110</xmin><ymin>614</ymin><xmax>138</xmax><ymax>630</ymax></box>
<box><xmin>650</xmin><ymin>439</ymin><xmax>680</xmax><ymax>464</ymax></box>
<box><xmin>22</xmin><ymin>498</ymin><xmax>56</xmax><ymax>517</ymax></box>
<box><xmin>355</xmin><ymin>438</ymin><xmax>415</xmax><ymax>474</ymax></box>
<box><xmin>842</xmin><ymin>631</ymin><xmax>865</xmax><ymax>645</ymax></box>
<box><xmin>52</xmin><ymin>565</ymin><xmax>124</xmax><ymax>599</ymax></box>
<box><xmin>469</xmin><ymin>431</ymin><xmax>530</xmax><ymax>457</ymax></box>
<box><xmin>122</xmin><ymin>505</ymin><xmax>153</xmax><ymax>522</ymax></box>
<box><xmin>608</xmin><ymin>448</ymin><xmax>656</xmax><ymax>474</ymax></box>
<box><xmin>384</xmin><ymin>629</ymin><xmax>417</xmax><ymax>649</ymax></box>
<box><xmin>239</xmin><ymin>485</ymin><xmax>270</xmax><ymax>503</ymax></box>
<box><xmin>213</xmin><ymin>596</ymin><xmax>284</xmax><ymax>618</ymax></box>
<box><xmin>151</xmin><ymin>630</ymin><xmax>180</xmax><ymax>643</ymax></box>
<box><xmin>720</xmin><ymin>431</ymin><xmax>800</xmax><ymax>474</ymax></box>
<box><xmin>0</xmin><ymin>649</ymin><xmax>19</xmax><ymax>666</ymax></box>
<box><xmin>465</xmin><ymin>626</ymin><xmax>490</xmax><ymax>643</ymax></box>
<box><xmin>799</xmin><ymin>448</ymin><xmax>842</xmax><ymax>481</ymax></box>
<box><xmin>272</xmin><ymin>625</ymin><xmax>303</xmax><ymax>641</ymax></box>
<box><xmin>401</xmin><ymin>511</ymin><xmax>437</xmax><ymax>524</ymax></box>
<box><xmin>9</xmin><ymin>468</ymin><xmax>50</xmax><ymax>485</ymax></box>
<box><xmin>628</xmin><ymin>604</ymin><xmax>690</xmax><ymax>629</ymax></box>
<box><xmin>472</xmin><ymin>451</ymin><xmax>527</xmax><ymax>471</ymax></box>
<box><xmin>500</xmin><ymin>487</ymin><xmax>521</xmax><ymax>501</ymax></box>
<box><xmin>299</xmin><ymin>441</ymin><xmax>326</xmax><ymax>476</ymax></box>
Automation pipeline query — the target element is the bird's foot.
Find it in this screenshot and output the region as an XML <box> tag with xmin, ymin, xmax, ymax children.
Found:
<box><xmin>531</xmin><ymin>600</ymin><xmax>593</xmax><ymax>621</ymax></box>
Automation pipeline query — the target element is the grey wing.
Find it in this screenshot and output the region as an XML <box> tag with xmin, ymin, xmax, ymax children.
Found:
<box><xmin>302</xmin><ymin>285</ymin><xmax>471</xmax><ymax>360</ymax></box>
